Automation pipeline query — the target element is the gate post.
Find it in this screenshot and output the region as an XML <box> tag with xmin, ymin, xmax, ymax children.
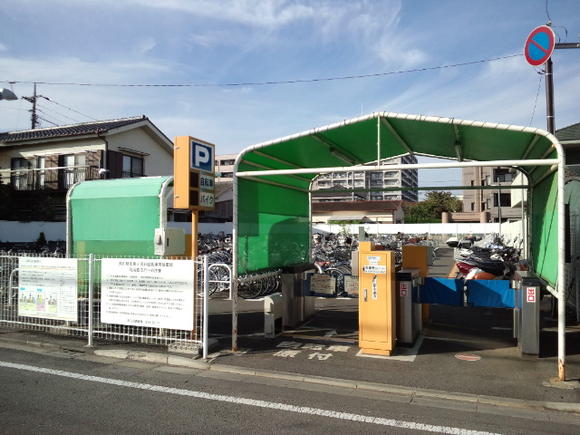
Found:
<box><xmin>202</xmin><ymin>255</ymin><xmax>209</xmax><ymax>359</ymax></box>
<box><xmin>86</xmin><ymin>254</ymin><xmax>95</xmax><ymax>348</ymax></box>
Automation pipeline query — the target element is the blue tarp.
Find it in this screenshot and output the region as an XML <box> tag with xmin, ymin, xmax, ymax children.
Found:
<box><xmin>420</xmin><ymin>278</ymin><xmax>464</xmax><ymax>306</ymax></box>
<box><xmin>466</xmin><ymin>280</ymin><xmax>516</xmax><ymax>308</ymax></box>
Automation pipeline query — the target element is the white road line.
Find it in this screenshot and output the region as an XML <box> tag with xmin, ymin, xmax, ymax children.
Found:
<box><xmin>0</xmin><ymin>360</ymin><xmax>498</xmax><ymax>435</ymax></box>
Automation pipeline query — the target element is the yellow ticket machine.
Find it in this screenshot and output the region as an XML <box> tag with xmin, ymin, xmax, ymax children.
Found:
<box><xmin>358</xmin><ymin>241</ymin><xmax>396</xmax><ymax>356</ymax></box>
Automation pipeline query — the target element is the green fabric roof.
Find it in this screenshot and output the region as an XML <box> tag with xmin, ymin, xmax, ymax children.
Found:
<box><xmin>69</xmin><ymin>176</ymin><xmax>172</xmax><ymax>257</ymax></box>
<box><xmin>237</xmin><ymin>113</ymin><xmax>557</xmax><ymax>187</ymax></box>
<box><xmin>69</xmin><ymin>176</ymin><xmax>172</xmax><ymax>200</ymax></box>
<box><xmin>235</xmin><ymin>112</ymin><xmax>563</xmax><ymax>286</ymax></box>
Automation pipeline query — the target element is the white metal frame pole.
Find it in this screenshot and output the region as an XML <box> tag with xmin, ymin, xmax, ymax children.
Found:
<box><xmin>235</xmin><ymin>159</ymin><xmax>559</xmax><ymax>178</ymax></box>
<box><xmin>86</xmin><ymin>254</ymin><xmax>94</xmax><ymax>348</ymax></box>
<box><xmin>203</xmin><ymin>254</ymin><xmax>209</xmax><ymax>360</ymax></box>
<box><xmin>557</xmin><ymin>154</ymin><xmax>567</xmax><ymax>381</ymax></box>
<box><xmin>232</xmin><ymin>155</ymin><xmax>241</xmax><ymax>353</ymax></box>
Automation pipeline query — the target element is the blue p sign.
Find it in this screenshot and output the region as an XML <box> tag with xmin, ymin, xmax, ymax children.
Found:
<box><xmin>190</xmin><ymin>140</ymin><xmax>214</xmax><ymax>173</ymax></box>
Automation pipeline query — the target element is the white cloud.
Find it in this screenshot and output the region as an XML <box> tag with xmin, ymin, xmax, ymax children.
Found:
<box><xmin>0</xmin><ymin>55</ymin><xmax>176</xmax><ymax>132</ymax></box>
<box><xmin>0</xmin><ymin>56</ymin><xmax>171</xmax><ymax>84</ymax></box>
<box><xmin>0</xmin><ymin>42</ymin><xmax>7</xmax><ymax>52</ymax></box>
<box><xmin>136</xmin><ymin>37</ymin><xmax>156</xmax><ymax>54</ymax></box>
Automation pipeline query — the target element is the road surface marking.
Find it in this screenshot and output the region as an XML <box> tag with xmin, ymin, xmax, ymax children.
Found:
<box><xmin>307</xmin><ymin>352</ymin><xmax>333</xmax><ymax>361</ymax></box>
<box><xmin>0</xmin><ymin>360</ymin><xmax>498</xmax><ymax>435</ymax></box>
<box><xmin>273</xmin><ymin>350</ymin><xmax>301</xmax><ymax>358</ymax></box>
<box><xmin>356</xmin><ymin>335</ymin><xmax>423</xmax><ymax>362</ymax></box>
<box><xmin>455</xmin><ymin>353</ymin><xmax>481</xmax><ymax>362</ymax></box>
<box><xmin>276</xmin><ymin>341</ymin><xmax>302</xmax><ymax>349</ymax></box>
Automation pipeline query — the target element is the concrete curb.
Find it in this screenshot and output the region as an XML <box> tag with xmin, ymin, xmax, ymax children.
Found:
<box><xmin>95</xmin><ymin>347</ymin><xmax>580</xmax><ymax>416</ymax></box>
<box><xmin>2</xmin><ymin>336</ymin><xmax>579</xmax><ymax>416</ymax></box>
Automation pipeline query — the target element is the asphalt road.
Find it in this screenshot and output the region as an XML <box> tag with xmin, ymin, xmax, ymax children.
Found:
<box><xmin>1</xmin><ymin>346</ymin><xmax>579</xmax><ymax>434</ymax></box>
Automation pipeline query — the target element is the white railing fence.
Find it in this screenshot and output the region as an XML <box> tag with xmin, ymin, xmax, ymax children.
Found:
<box><xmin>0</xmin><ymin>253</ymin><xmax>211</xmax><ymax>357</ymax></box>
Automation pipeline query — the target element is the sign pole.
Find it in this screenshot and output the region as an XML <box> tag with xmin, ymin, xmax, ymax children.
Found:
<box><xmin>191</xmin><ymin>210</ymin><xmax>198</xmax><ymax>258</ymax></box>
<box><xmin>545</xmin><ymin>57</ymin><xmax>555</xmax><ymax>134</ymax></box>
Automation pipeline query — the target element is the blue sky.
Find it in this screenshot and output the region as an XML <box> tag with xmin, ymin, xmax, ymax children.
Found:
<box><xmin>1</xmin><ymin>0</ymin><xmax>579</xmax><ymax>189</ymax></box>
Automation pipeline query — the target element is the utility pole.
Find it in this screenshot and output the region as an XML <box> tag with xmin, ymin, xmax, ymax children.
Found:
<box><xmin>21</xmin><ymin>83</ymin><xmax>45</xmax><ymax>129</ymax></box>
<box><xmin>544</xmin><ymin>27</ymin><xmax>580</xmax><ymax>133</ymax></box>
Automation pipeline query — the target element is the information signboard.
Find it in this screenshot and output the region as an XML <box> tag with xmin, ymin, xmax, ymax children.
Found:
<box><xmin>18</xmin><ymin>257</ymin><xmax>78</xmax><ymax>321</ymax></box>
<box><xmin>343</xmin><ymin>275</ymin><xmax>359</xmax><ymax>296</ymax></box>
<box><xmin>362</xmin><ymin>265</ymin><xmax>387</xmax><ymax>274</ymax></box>
<box><xmin>173</xmin><ymin>136</ymin><xmax>215</xmax><ymax>210</ymax></box>
<box><xmin>101</xmin><ymin>258</ymin><xmax>194</xmax><ymax>329</ymax></box>
<box><xmin>310</xmin><ymin>274</ymin><xmax>336</xmax><ymax>295</ymax></box>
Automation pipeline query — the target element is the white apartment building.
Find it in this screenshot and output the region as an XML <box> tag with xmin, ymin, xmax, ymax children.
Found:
<box><xmin>311</xmin><ymin>155</ymin><xmax>418</xmax><ymax>202</ymax></box>
<box><xmin>462</xmin><ymin>167</ymin><xmax>522</xmax><ymax>222</ymax></box>
<box><xmin>215</xmin><ymin>154</ymin><xmax>236</xmax><ymax>178</ymax></box>
<box><xmin>214</xmin><ymin>153</ymin><xmax>418</xmax><ymax>203</ymax></box>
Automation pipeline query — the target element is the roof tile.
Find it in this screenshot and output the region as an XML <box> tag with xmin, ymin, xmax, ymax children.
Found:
<box><xmin>556</xmin><ymin>122</ymin><xmax>580</xmax><ymax>142</ymax></box>
<box><xmin>0</xmin><ymin>116</ymin><xmax>146</xmax><ymax>144</ymax></box>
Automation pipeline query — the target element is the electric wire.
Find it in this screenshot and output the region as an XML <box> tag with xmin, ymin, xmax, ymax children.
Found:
<box><xmin>39</xmin><ymin>96</ymin><xmax>97</xmax><ymax>121</ymax></box>
<box><xmin>35</xmin><ymin>107</ymin><xmax>69</xmax><ymax>125</ymax></box>
<box><xmin>545</xmin><ymin>0</ymin><xmax>552</xmax><ymax>23</ymax></box>
<box><xmin>37</xmin><ymin>102</ymin><xmax>82</xmax><ymax>124</ymax></box>
<box><xmin>1</xmin><ymin>53</ymin><xmax>522</xmax><ymax>89</ymax></box>
<box><xmin>528</xmin><ymin>74</ymin><xmax>543</xmax><ymax>126</ymax></box>
<box><xmin>36</xmin><ymin>115</ymin><xmax>58</xmax><ymax>127</ymax></box>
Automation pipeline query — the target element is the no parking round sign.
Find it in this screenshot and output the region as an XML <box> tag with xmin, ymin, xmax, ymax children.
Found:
<box><xmin>524</xmin><ymin>25</ymin><xmax>556</xmax><ymax>67</ymax></box>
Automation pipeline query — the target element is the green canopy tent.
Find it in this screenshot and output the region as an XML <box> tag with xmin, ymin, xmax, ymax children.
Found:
<box><xmin>66</xmin><ymin>176</ymin><xmax>173</xmax><ymax>257</ymax></box>
<box><xmin>232</xmin><ymin>112</ymin><xmax>567</xmax><ymax>379</ymax></box>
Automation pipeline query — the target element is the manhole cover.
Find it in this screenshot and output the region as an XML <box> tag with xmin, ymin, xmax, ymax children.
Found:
<box><xmin>454</xmin><ymin>353</ymin><xmax>481</xmax><ymax>362</ymax></box>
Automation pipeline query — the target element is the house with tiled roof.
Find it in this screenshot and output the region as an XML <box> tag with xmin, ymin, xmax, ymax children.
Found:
<box><xmin>0</xmin><ymin>116</ymin><xmax>173</xmax><ymax>220</ymax></box>
<box><xmin>556</xmin><ymin>122</ymin><xmax>580</xmax><ymax>168</ymax></box>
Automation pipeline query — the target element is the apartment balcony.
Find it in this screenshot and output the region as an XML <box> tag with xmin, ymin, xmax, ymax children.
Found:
<box><xmin>0</xmin><ymin>165</ymin><xmax>100</xmax><ymax>191</ymax></box>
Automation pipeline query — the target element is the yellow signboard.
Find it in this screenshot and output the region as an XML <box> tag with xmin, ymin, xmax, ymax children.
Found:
<box><xmin>173</xmin><ymin>136</ymin><xmax>215</xmax><ymax>211</ymax></box>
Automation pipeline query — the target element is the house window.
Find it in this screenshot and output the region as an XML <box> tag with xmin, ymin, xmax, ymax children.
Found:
<box><xmin>37</xmin><ymin>156</ymin><xmax>46</xmax><ymax>189</ymax></box>
<box><xmin>122</xmin><ymin>154</ymin><xmax>144</xmax><ymax>178</ymax></box>
<box><xmin>493</xmin><ymin>168</ymin><xmax>513</xmax><ymax>183</ymax></box>
<box><xmin>470</xmin><ymin>202</ymin><xmax>474</xmax><ymax>211</ymax></box>
<box><xmin>11</xmin><ymin>157</ymin><xmax>31</xmax><ymax>190</ymax></box>
<box><xmin>59</xmin><ymin>154</ymin><xmax>86</xmax><ymax>189</ymax></box>
<box><xmin>493</xmin><ymin>193</ymin><xmax>512</xmax><ymax>207</ymax></box>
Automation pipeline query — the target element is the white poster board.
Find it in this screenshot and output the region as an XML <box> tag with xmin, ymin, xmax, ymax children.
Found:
<box><xmin>101</xmin><ymin>259</ymin><xmax>194</xmax><ymax>329</ymax></box>
<box><xmin>18</xmin><ymin>257</ymin><xmax>78</xmax><ymax>321</ymax></box>
<box><xmin>310</xmin><ymin>274</ymin><xmax>336</xmax><ymax>295</ymax></box>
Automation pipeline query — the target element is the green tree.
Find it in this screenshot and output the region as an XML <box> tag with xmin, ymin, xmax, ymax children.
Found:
<box><xmin>403</xmin><ymin>191</ymin><xmax>462</xmax><ymax>223</ymax></box>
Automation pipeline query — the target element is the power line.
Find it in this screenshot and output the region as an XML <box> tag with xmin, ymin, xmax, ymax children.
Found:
<box><xmin>528</xmin><ymin>74</ymin><xmax>543</xmax><ymax>126</ymax></box>
<box><xmin>36</xmin><ymin>115</ymin><xmax>59</xmax><ymax>127</ymax></box>
<box><xmin>2</xmin><ymin>53</ymin><xmax>522</xmax><ymax>89</ymax></box>
<box><xmin>37</xmin><ymin>101</ymin><xmax>82</xmax><ymax>123</ymax></box>
<box><xmin>545</xmin><ymin>0</ymin><xmax>552</xmax><ymax>23</ymax></box>
<box><xmin>40</xmin><ymin>96</ymin><xmax>97</xmax><ymax>121</ymax></box>
<box><xmin>35</xmin><ymin>107</ymin><xmax>70</xmax><ymax>125</ymax></box>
